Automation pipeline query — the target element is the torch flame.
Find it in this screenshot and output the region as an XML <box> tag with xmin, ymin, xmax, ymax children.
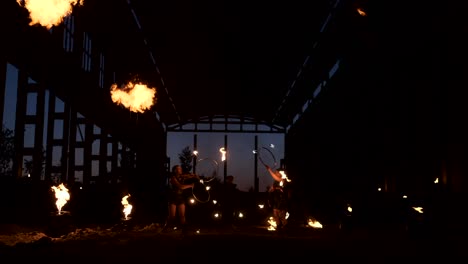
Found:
<box><xmin>17</xmin><ymin>0</ymin><xmax>83</xmax><ymax>29</ymax></box>
<box><xmin>357</xmin><ymin>7</ymin><xmax>367</xmax><ymax>16</ymax></box>
<box><xmin>219</xmin><ymin>147</ymin><xmax>226</xmax><ymax>161</ymax></box>
<box><xmin>267</xmin><ymin>213</ymin><xmax>289</xmax><ymax>231</ymax></box>
<box><xmin>278</xmin><ymin>170</ymin><xmax>291</xmax><ymax>186</ymax></box>
<box><xmin>51</xmin><ymin>183</ymin><xmax>70</xmax><ymax>215</ymax></box>
<box><xmin>110</xmin><ymin>82</ymin><xmax>156</xmax><ymax>113</ymax></box>
<box><xmin>121</xmin><ymin>194</ymin><xmax>132</xmax><ymax>220</ymax></box>
<box><xmin>267</xmin><ymin>216</ymin><xmax>277</xmax><ymax>231</ymax></box>
<box><xmin>307</xmin><ymin>217</ymin><xmax>323</xmax><ymax>229</ymax></box>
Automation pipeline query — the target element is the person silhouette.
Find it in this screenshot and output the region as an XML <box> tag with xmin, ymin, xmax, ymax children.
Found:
<box><xmin>265</xmin><ymin>165</ymin><xmax>291</xmax><ymax>232</ymax></box>
<box><xmin>163</xmin><ymin>164</ymin><xmax>199</xmax><ymax>234</ymax></box>
<box><xmin>221</xmin><ymin>175</ymin><xmax>239</xmax><ymax>229</ymax></box>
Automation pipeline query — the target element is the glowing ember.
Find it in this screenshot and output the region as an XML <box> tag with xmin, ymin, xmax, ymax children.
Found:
<box><xmin>110</xmin><ymin>82</ymin><xmax>156</xmax><ymax>113</ymax></box>
<box><xmin>51</xmin><ymin>183</ymin><xmax>70</xmax><ymax>215</ymax></box>
<box><xmin>307</xmin><ymin>217</ymin><xmax>323</xmax><ymax>229</ymax></box>
<box><xmin>16</xmin><ymin>0</ymin><xmax>83</xmax><ymax>29</ymax></box>
<box><xmin>219</xmin><ymin>147</ymin><xmax>226</xmax><ymax>161</ymax></box>
<box><xmin>121</xmin><ymin>194</ymin><xmax>132</xmax><ymax>220</ymax></box>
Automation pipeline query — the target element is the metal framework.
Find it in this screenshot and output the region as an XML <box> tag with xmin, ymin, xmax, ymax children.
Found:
<box><xmin>166</xmin><ymin>114</ymin><xmax>286</xmax><ymax>134</ymax></box>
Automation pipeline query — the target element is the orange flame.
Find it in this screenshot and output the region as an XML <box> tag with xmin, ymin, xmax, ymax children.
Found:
<box><xmin>121</xmin><ymin>194</ymin><xmax>132</xmax><ymax>220</ymax></box>
<box><xmin>357</xmin><ymin>7</ymin><xmax>367</xmax><ymax>17</ymax></box>
<box><xmin>51</xmin><ymin>183</ymin><xmax>70</xmax><ymax>215</ymax></box>
<box><xmin>17</xmin><ymin>0</ymin><xmax>83</xmax><ymax>29</ymax></box>
<box><xmin>110</xmin><ymin>82</ymin><xmax>157</xmax><ymax>113</ymax></box>
<box><xmin>307</xmin><ymin>217</ymin><xmax>323</xmax><ymax>228</ymax></box>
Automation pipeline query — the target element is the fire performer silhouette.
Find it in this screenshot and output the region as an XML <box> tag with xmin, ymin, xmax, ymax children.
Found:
<box><xmin>163</xmin><ymin>165</ymin><xmax>199</xmax><ymax>234</ymax></box>
<box><xmin>265</xmin><ymin>165</ymin><xmax>291</xmax><ymax>232</ymax></box>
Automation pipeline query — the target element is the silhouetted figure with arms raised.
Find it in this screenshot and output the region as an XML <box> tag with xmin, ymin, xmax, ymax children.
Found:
<box><xmin>265</xmin><ymin>165</ymin><xmax>291</xmax><ymax>233</ymax></box>
<box><xmin>164</xmin><ymin>165</ymin><xmax>199</xmax><ymax>234</ymax></box>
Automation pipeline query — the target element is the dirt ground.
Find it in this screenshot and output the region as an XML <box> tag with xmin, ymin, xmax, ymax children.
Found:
<box><xmin>0</xmin><ymin>220</ymin><xmax>466</xmax><ymax>263</ymax></box>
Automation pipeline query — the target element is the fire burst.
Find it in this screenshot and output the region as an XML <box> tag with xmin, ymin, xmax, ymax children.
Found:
<box><xmin>51</xmin><ymin>183</ymin><xmax>70</xmax><ymax>215</ymax></box>
<box><xmin>121</xmin><ymin>194</ymin><xmax>133</xmax><ymax>220</ymax></box>
<box><xmin>16</xmin><ymin>0</ymin><xmax>83</xmax><ymax>29</ymax></box>
<box><xmin>110</xmin><ymin>82</ymin><xmax>156</xmax><ymax>113</ymax></box>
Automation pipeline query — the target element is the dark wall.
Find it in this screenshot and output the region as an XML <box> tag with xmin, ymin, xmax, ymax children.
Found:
<box><xmin>284</xmin><ymin>1</ymin><xmax>466</xmax><ymax>228</ymax></box>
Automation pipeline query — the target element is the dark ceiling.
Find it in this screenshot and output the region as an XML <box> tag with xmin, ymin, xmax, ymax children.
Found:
<box><xmin>86</xmin><ymin>0</ymin><xmax>334</xmax><ymax>128</ymax></box>
<box><xmin>2</xmin><ymin>0</ymin><xmax>335</xmax><ymax>130</ymax></box>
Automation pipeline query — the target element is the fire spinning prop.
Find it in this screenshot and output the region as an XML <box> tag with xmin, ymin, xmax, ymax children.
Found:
<box><xmin>51</xmin><ymin>183</ymin><xmax>70</xmax><ymax>215</ymax></box>
<box><xmin>110</xmin><ymin>82</ymin><xmax>156</xmax><ymax>113</ymax></box>
<box><xmin>121</xmin><ymin>194</ymin><xmax>133</xmax><ymax>220</ymax></box>
<box><xmin>16</xmin><ymin>0</ymin><xmax>84</xmax><ymax>29</ymax></box>
<box><xmin>190</xmin><ymin>158</ymin><xmax>219</xmax><ymax>203</ymax></box>
<box><xmin>254</xmin><ymin>145</ymin><xmax>278</xmax><ymax>169</ymax></box>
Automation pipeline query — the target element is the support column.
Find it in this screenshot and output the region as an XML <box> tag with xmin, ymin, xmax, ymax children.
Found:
<box><xmin>192</xmin><ymin>133</ymin><xmax>197</xmax><ymax>174</ymax></box>
<box><xmin>44</xmin><ymin>93</ymin><xmax>56</xmax><ymax>183</ymax></box>
<box><xmin>32</xmin><ymin>83</ymin><xmax>45</xmax><ymax>182</ymax></box>
<box><xmin>223</xmin><ymin>134</ymin><xmax>227</xmax><ymax>184</ymax></box>
<box><xmin>83</xmin><ymin>121</ymin><xmax>93</xmax><ymax>185</ymax></box>
<box><xmin>254</xmin><ymin>135</ymin><xmax>259</xmax><ymax>193</ymax></box>
<box><xmin>0</xmin><ymin>59</ymin><xmax>6</xmax><ymax>126</ymax></box>
<box><xmin>67</xmin><ymin>108</ymin><xmax>77</xmax><ymax>186</ymax></box>
<box><xmin>13</xmin><ymin>69</ymin><xmax>27</xmax><ymax>178</ymax></box>
<box><xmin>61</xmin><ymin>101</ymin><xmax>71</xmax><ymax>183</ymax></box>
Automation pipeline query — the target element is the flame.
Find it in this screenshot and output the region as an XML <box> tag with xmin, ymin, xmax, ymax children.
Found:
<box><xmin>307</xmin><ymin>217</ymin><xmax>323</xmax><ymax>229</ymax></box>
<box><xmin>357</xmin><ymin>7</ymin><xmax>367</xmax><ymax>16</ymax></box>
<box><xmin>267</xmin><ymin>213</ymin><xmax>289</xmax><ymax>231</ymax></box>
<box><xmin>278</xmin><ymin>170</ymin><xmax>291</xmax><ymax>187</ymax></box>
<box><xmin>412</xmin><ymin>207</ymin><xmax>423</xmax><ymax>214</ymax></box>
<box><xmin>110</xmin><ymin>82</ymin><xmax>156</xmax><ymax>113</ymax></box>
<box><xmin>17</xmin><ymin>0</ymin><xmax>83</xmax><ymax>29</ymax></box>
<box><xmin>219</xmin><ymin>147</ymin><xmax>226</xmax><ymax>161</ymax></box>
<box><xmin>51</xmin><ymin>183</ymin><xmax>70</xmax><ymax>215</ymax></box>
<box><xmin>267</xmin><ymin>216</ymin><xmax>277</xmax><ymax>231</ymax></box>
<box><xmin>121</xmin><ymin>194</ymin><xmax>132</xmax><ymax>220</ymax></box>
<box><xmin>434</xmin><ymin>178</ymin><xmax>439</xmax><ymax>184</ymax></box>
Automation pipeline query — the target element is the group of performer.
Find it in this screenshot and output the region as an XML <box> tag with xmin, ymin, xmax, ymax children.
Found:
<box><xmin>163</xmin><ymin>163</ymin><xmax>291</xmax><ymax>234</ymax></box>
